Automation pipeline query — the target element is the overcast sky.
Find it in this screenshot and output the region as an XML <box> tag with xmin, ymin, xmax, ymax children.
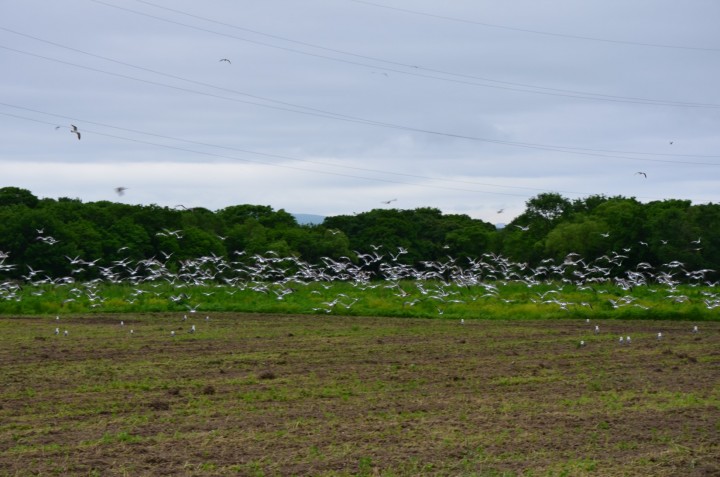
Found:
<box><xmin>2</xmin><ymin>0</ymin><xmax>719</xmax><ymax>223</ymax></box>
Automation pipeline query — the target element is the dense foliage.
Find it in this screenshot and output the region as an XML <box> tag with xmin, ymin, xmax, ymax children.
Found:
<box><xmin>0</xmin><ymin>187</ymin><xmax>718</xmax><ymax>281</ymax></box>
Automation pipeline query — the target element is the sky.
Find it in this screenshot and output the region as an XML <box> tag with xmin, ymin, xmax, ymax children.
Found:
<box><xmin>1</xmin><ymin>0</ymin><xmax>719</xmax><ymax>224</ymax></box>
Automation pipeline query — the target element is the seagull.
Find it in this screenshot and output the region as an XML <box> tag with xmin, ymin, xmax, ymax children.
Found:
<box><xmin>497</xmin><ymin>208</ymin><xmax>504</xmax><ymax>214</ymax></box>
<box><xmin>692</xmin><ymin>325</ymin><xmax>698</xmax><ymax>333</ymax></box>
<box><xmin>381</xmin><ymin>199</ymin><xmax>397</xmax><ymax>204</ymax></box>
<box><xmin>580</xmin><ymin>340</ymin><xmax>585</xmax><ymax>347</ymax></box>
<box><xmin>219</xmin><ymin>58</ymin><xmax>231</xmax><ymax>64</ymax></box>
<box><xmin>70</xmin><ymin>124</ymin><xmax>81</xmax><ymax>140</ymax></box>
<box><xmin>635</xmin><ymin>172</ymin><xmax>647</xmax><ymax>178</ymax></box>
<box><xmin>514</xmin><ymin>225</ymin><xmax>530</xmax><ymax>231</ymax></box>
<box><xmin>657</xmin><ymin>332</ymin><xmax>663</xmax><ymax>340</ymax></box>
<box><xmin>669</xmin><ymin>141</ymin><xmax>674</xmax><ymax>145</ymax></box>
<box><xmin>115</xmin><ymin>187</ymin><xmax>127</xmax><ymax>196</ymax></box>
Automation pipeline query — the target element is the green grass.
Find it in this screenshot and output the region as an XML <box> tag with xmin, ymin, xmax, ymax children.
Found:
<box><xmin>2</xmin><ymin>279</ymin><xmax>719</xmax><ymax>321</ymax></box>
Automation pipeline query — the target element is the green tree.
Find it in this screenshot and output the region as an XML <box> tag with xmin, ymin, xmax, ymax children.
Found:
<box><xmin>544</xmin><ymin>217</ymin><xmax>608</xmax><ymax>260</ymax></box>
<box><xmin>0</xmin><ymin>187</ymin><xmax>39</xmax><ymax>208</ymax></box>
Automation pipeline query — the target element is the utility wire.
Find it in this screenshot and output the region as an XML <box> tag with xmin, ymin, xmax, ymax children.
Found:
<box><xmin>83</xmin><ymin>0</ymin><xmax>720</xmax><ymax>109</ymax></box>
<box><xmin>1</xmin><ymin>102</ymin><xmax>684</xmax><ymax>202</ymax></box>
<box><xmin>348</xmin><ymin>0</ymin><xmax>720</xmax><ymax>53</ymax></box>
<box><xmin>0</xmin><ymin>109</ymin><xmax>575</xmax><ymax>199</ymax></box>
<box><xmin>2</xmin><ymin>42</ymin><xmax>718</xmax><ymax>162</ymax></box>
<box><xmin>0</xmin><ymin>103</ymin><xmax>711</xmax><ymax>210</ymax></box>
<box><xmin>0</xmin><ymin>27</ymin><xmax>373</xmax><ymax>123</ymax></box>
<box><xmin>127</xmin><ymin>0</ymin><xmax>718</xmax><ymax>104</ymax></box>
<box><xmin>0</xmin><ymin>102</ymin><xmax>566</xmax><ymax>194</ymax></box>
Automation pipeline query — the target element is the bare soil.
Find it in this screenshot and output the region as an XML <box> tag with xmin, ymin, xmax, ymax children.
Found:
<box><xmin>1</xmin><ymin>314</ymin><xmax>718</xmax><ymax>476</ymax></box>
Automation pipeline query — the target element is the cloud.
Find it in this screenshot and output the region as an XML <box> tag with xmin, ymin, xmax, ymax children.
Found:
<box><xmin>1</xmin><ymin>0</ymin><xmax>719</xmax><ymax>224</ymax></box>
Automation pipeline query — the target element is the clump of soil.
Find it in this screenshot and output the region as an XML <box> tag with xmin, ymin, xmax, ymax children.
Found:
<box><xmin>258</xmin><ymin>370</ymin><xmax>276</xmax><ymax>380</ymax></box>
<box><xmin>147</xmin><ymin>400</ymin><xmax>170</xmax><ymax>411</ymax></box>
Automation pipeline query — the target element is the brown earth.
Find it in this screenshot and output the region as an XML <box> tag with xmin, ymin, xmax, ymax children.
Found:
<box><xmin>0</xmin><ymin>314</ymin><xmax>718</xmax><ymax>476</ymax></box>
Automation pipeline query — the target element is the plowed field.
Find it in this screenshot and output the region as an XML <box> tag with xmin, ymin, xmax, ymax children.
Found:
<box><xmin>1</xmin><ymin>314</ymin><xmax>718</xmax><ymax>476</ymax></box>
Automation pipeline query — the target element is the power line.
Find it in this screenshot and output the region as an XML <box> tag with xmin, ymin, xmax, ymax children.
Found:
<box><xmin>2</xmin><ymin>41</ymin><xmax>718</xmax><ymax>164</ymax></box>
<box><xmin>347</xmin><ymin>0</ymin><xmax>720</xmax><ymax>53</ymax></box>
<box><xmin>0</xmin><ymin>103</ymin><xmax>713</xmax><ymax>207</ymax></box>
<box><xmin>82</xmin><ymin>0</ymin><xmax>720</xmax><ymax>110</ymax></box>
<box><xmin>0</xmin><ymin>109</ymin><xmax>572</xmax><ymax>199</ymax></box>
<box><xmin>1</xmin><ymin>102</ymin><xmax>665</xmax><ymax>199</ymax></box>
<box><xmin>0</xmin><ymin>28</ymin><xmax>373</xmax><ymax>123</ymax></box>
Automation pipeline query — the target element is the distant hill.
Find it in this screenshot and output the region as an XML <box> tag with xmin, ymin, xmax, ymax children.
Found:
<box><xmin>293</xmin><ymin>213</ymin><xmax>326</xmax><ymax>225</ymax></box>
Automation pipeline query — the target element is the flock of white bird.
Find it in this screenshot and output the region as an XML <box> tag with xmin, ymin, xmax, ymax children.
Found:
<box><xmin>0</xmin><ymin>241</ymin><xmax>715</xmax><ymax>343</ymax></box>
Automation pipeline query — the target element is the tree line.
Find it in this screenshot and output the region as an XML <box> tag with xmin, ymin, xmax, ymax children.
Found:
<box><xmin>0</xmin><ymin>187</ymin><xmax>717</xmax><ymax>281</ymax></box>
